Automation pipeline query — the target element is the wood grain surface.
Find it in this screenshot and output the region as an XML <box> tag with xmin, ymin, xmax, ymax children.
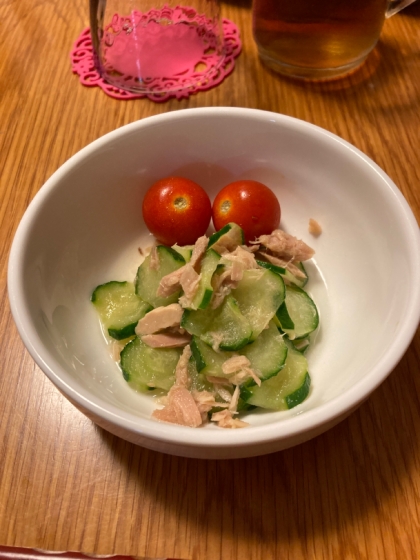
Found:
<box><xmin>1</xmin><ymin>0</ymin><xmax>420</xmax><ymax>558</ymax></box>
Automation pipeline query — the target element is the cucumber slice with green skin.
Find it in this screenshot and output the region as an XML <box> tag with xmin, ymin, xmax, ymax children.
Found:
<box><xmin>292</xmin><ymin>337</ymin><xmax>311</xmax><ymax>353</ymax></box>
<box><xmin>276</xmin><ymin>301</ymin><xmax>295</xmax><ymax>330</ymax></box>
<box><xmin>296</xmin><ymin>262</ymin><xmax>308</xmax><ymax>288</ymax></box>
<box><xmin>135</xmin><ymin>245</ymin><xmax>185</xmax><ymax>308</ymax></box>
<box><xmin>240</xmin><ymin>343</ymin><xmax>310</xmax><ymax>410</ymax></box>
<box><xmin>120</xmin><ymin>337</ymin><xmax>181</xmax><ymax>392</ymax></box>
<box><xmin>240</xmin><ymin>320</ymin><xmax>288</xmax><ymax>381</ymax></box>
<box><xmin>172</xmin><ymin>244</ymin><xmax>193</xmax><ymax>262</ymax></box>
<box><xmin>188</xmin><ymin>357</ymin><xmax>233</xmax><ymax>417</ymax></box>
<box><xmin>232</xmin><ymin>268</ymin><xmax>285</xmax><ymax>340</ymax></box>
<box><xmin>91</xmin><ymin>281</ymin><xmax>152</xmax><ymax>340</ymax></box>
<box><xmin>281</xmin><ymin>285</ymin><xmax>319</xmax><ymax>340</ymax></box>
<box><xmin>237</xmin><ymin>399</ymin><xmax>257</xmax><ymax>412</ymax></box>
<box><xmin>181</xmin><ymin>295</ymin><xmax>252</xmax><ymax>351</ymax></box>
<box><xmin>190</xmin><ymin>335</ymin><xmax>228</xmax><ymax>375</ymax></box>
<box><xmin>256</xmin><ymin>259</ymin><xmax>308</xmax><ymax>289</ymax></box>
<box><xmin>191</xmin><ymin>321</ymin><xmax>287</xmax><ymax>382</ymax></box>
<box><xmin>256</xmin><ymin>259</ymin><xmax>286</xmax><ymax>275</ymax></box>
<box><xmin>189</xmin><ymin>249</ymin><xmax>221</xmax><ymax>310</ymax></box>
<box><xmin>208</xmin><ymin>223</ymin><xmax>245</xmax><ymax>254</ymax></box>
<box><xmin>187</xmin><ymin>355</ymin><xmax>220</xmax><ymax>393</ymax></box>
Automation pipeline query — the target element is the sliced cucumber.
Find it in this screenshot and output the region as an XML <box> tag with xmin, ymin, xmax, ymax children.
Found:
<box><xmin>208</xmin><ymin>223</ymin><xmax>244</xmax><ymax>254</ymax></box>
<box><xmin>256</xmin><ymin>259</ymin><xmax>286</xmax><ymax>275</ymax></box>
<box><xmin>189</xmin><ymin>249</ymin><xmax>221</xmax><ymax>310</ymax></box>
<box><xmin>191</xmin><ymin>320</ymin><xmax>287</xmax><ymax>383</ymax></box>
<box><xmin>292</xmin><ymin>337</ymin><xmax>311</xmax><ymax>353</ymax></box>
<box><xmin>276</xmin><ymin>301</ymin><xmax>295</xmax><ymax>330</ymax></box>
<box><xmin>240</xmin><ymin>320</ymin><xmax>288</xmax><ymax>381</ymax></box>
<box><xmin>187</xmin><ymin>355</ymin><xmax>220</xmax><ymax>393</ymax></box>
<box><xmin>187</xmin><ymin>356</ymin><xmax>234</xmax><ymax>416</ymax></box>
<box><xmin>190</xmin><ymin>335</ymin><xmax>228</xmax><ymax>376</ymax></box>
<box><xmin>120</xmin><ymin>337</ymin><xmax>181</xmax><ymax>392</ymax></box>
<box><xmin>135</xmin><ymin>245</ymin><xmax>185</xmax><ymax>308</ymax></box>
<box><xmin>240</xmin><ymin>343</ymin><xmax>310</xmax><ymax>410</ymax></box>
<box><xmin>237</xmin><ymin>399</ymin><xmax>257</xmax><ymax>412</ymax></box>
<box><xmin>280</xmin><ymin>285</ymin><xmax>319</xmax><ymax>340</ymax></box>
<box><xmin>283</xmin><ymin>262</ymin><xmax>308</xmax><ymax>289</ymax></box>
<box><xmin>91</xmin><ymin>281</ymin><xmax>152</xmax><ymax>340</ymax></box>
<box><xmin>296</xmin><ymin>262</ymin><xmax>308</xmax><ymax>288</ymax></box>
<box><xmin>181</xmin><ymin>294</ymin><xmax>252</xmax><ymax>351</ymax></box>
<box><xmin>172</xmin><ymin>244</ymin><xmax>193</xmax><ymax>262</ymax></box>
<box><xmin>232</xmin><ymin>269</ymin><xmax>285</xmax><ymax>340</ymax></box>
<box><xmin>256</xmin><ymin>259</ymin><xmax>308</xmax><ymax>288</ymax></box>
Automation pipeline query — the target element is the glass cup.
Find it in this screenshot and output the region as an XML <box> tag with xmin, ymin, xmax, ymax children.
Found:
<box><xmin>252</xmin><ymin>0</ymin><xmax>416</xmax><ymax>80</ymax></box>
<box><xmin>89</xmin><ymin>0</ymin><xmax>225</xmax><ymax>95</ymax></box>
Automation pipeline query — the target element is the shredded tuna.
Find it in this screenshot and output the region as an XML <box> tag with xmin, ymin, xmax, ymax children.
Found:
<box><xmin>228</xmin><ymin>385</ymin><xmax>240</xmax><ymax>413</ymax></box>
<box><xmin>232</xmin><ymin>261</ymin><xmax>244</xmax><ymax>282</ymax></box>
<box><xmin>190</xmin><ymin>235</ymin><xmax>209</xmax><ymax>267</ymax></box>
<box><xmin>221</xmin><ymin>355</ymin><xmax>261</xmax><ymax>386</ymax></box>
<box><xmin>156</xmin><ymin>237</ymin><xmax>207</xmax><ymax>299</ymax></box>
<box><xmin>135</xmin><ymin>303</ymin><xmax>183</xmax><ymax>335</ymax></box>
<box><xmin>246</xmin><ymin>367</ymin><xmax>262</xmax><ymax>386</ymax></box>
<box><xmin>141</xmin><ymin>332</ymin><xmax>191</xmax><ymax>348</ymax></box>
<box><xmin>206</xmin><ymin>375</ymin><xmax>233</xmax><ymax>387</ymax></box>
<box><xmin>211</xmin><ymin>410</ymin><xmax>249</xmax><ymax>429</ymax></box>
<box><xmin>254</xmin><ymin>229</ymin><xmax>315</xmax><ymax>261</ymax></box>
<box><xmin>210</xmin><ymin>248</ymin><xmax>260</xmax><ymax>308</ymax></box>
<box><xmin>149</xmin><ymin>246</ymin><xmax>160</xmax><ymax>270</ymax></box>
<box><xmin>219</xmin><ymin>246</ymin><xmax>258</xmax><ymax>283</ymax></box>
<box><xmin>241</xmin><ymin>244</ymin><xmax>260</xmax><ymax>253</ymax></box>
<box><xmin>211</xmin><ymin>268</ymin><xmax>235</xmax><ymax>291</ymax></box>
<box><xmin>309</xmin><ymin>218</ymin><xmax>322</xmax><ymax>237</ymax></box>
<box><xmin>215</xmin><ymin>386</ymin><xmax>233</xmax><ymax>402</ymax></box>
<box><xmin>152</xmin><ymin>385</ymin><xmax>203</xmax><ymax>427</ymax></box>
<box><xmin>208</xmin><ymin>332</ymin><xmax>224</xmax><ymax>352</ymax></box>
<box><xmin>178</xmin><ymin>264</ymin><xmax>201</xmax><ymax>308</ymax></box>
<box><xmin>210</xmin><ymin>285</ymin><xmax>231</xmax><ymax>309</ymax></box>
<box><xmin>221</xmin><ymin>245</ymin><xmax>258</xmax><ymax>269</ymax></box>
<box><xmin>225</xmin><ymin>370</ymin><xmax>248</xmax><ymax>385</ymax></box>
<box><xmin>222</xmin><ymin>355</ymin><xmax>252</xmax><ymax>375</ymax></box>
<box><xmin>229</xmin><ymin>367</ymin><xmax>262</xmax><ymax>387</ymax></box>
<box><xmin>174</xmin><ymin>344</ymin><xmax>192</xmax><ymax>387</ymax></box>
<box><xmin>192</xmin><ymin>390</ymin><xmax>229</xmax><ymax>422</ymax></box>
<box><xmin>192</xmin><ymin>390</ymin><xmax>219</xmax><ymax>411</ymax></box>
<box><xmin>156</xmin><ymin>267</ymin><xmax>185</xmax><ymax>297</ymax></box>
<box><xmin>257</xmin><ymin>251</ymin><xmax>307</xmax><ymax>280</ymax></box>
<box><xmin>210</xmin><ymin>268</ymin><xmax>239</xmax><ymax>309</ymax></box>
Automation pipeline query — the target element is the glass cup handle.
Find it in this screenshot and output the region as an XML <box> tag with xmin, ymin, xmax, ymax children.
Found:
<box><xmin>386</xmin><ymin>0</ymin><xmax>416</xmax><ymax>17</ymax></box>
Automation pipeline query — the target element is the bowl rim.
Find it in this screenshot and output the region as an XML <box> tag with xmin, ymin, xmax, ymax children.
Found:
<box><xmin>7</xmin><ymin>107</ymin><xmax>420</xmax><ymax>451</ymax></box>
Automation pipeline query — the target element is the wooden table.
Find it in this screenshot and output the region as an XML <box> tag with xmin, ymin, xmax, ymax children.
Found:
<box><xmin>1</xmin><ymin>0</ymin><xmax>420</xmax><ymax>558</ymax></box>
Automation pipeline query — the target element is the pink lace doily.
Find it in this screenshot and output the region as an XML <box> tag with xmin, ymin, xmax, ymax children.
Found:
<box><xmin>71</xmin><ymin>12</ymin><xmax>241</xmax><ymax>102</ymax></box>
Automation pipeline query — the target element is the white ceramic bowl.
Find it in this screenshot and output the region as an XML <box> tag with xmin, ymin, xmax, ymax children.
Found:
<box><xmin>8</xmin><ymin>108</ymin><xmax>420</xmax><ymax>459</ymax></box>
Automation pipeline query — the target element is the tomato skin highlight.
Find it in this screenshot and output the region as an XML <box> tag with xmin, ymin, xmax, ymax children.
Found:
<box><xmin>142</xmin><ymin>177</ymin><xmax>212</xmax><ymax>246</ymax></box>
<box><xmin>212</xmin><ymin>180</ymin><xmax>281</xmax><ymax>242</ymax></box>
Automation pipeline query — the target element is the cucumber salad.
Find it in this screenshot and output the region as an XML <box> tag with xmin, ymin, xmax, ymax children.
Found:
<box><xmin>91</xmin><ymin>223</ymin><xmax>319</xmax><ymax>429</ymax></box>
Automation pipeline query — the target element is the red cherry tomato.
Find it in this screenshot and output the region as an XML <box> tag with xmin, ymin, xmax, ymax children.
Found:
<box><xmin>212</xmin><ymin>180</ymin><xmax>281</xmax><ymax>242</ymax></box>
<box><xmin>142</xmin><ymin>177</ymin><xmax>212</xmax><ymax>246</ymax></box>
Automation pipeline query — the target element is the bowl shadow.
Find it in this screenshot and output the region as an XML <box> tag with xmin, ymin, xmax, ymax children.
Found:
<box><xmin>96</xmin><ymin>327</ymin><xmax>420</xmax><ymax>555</ymax></box>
